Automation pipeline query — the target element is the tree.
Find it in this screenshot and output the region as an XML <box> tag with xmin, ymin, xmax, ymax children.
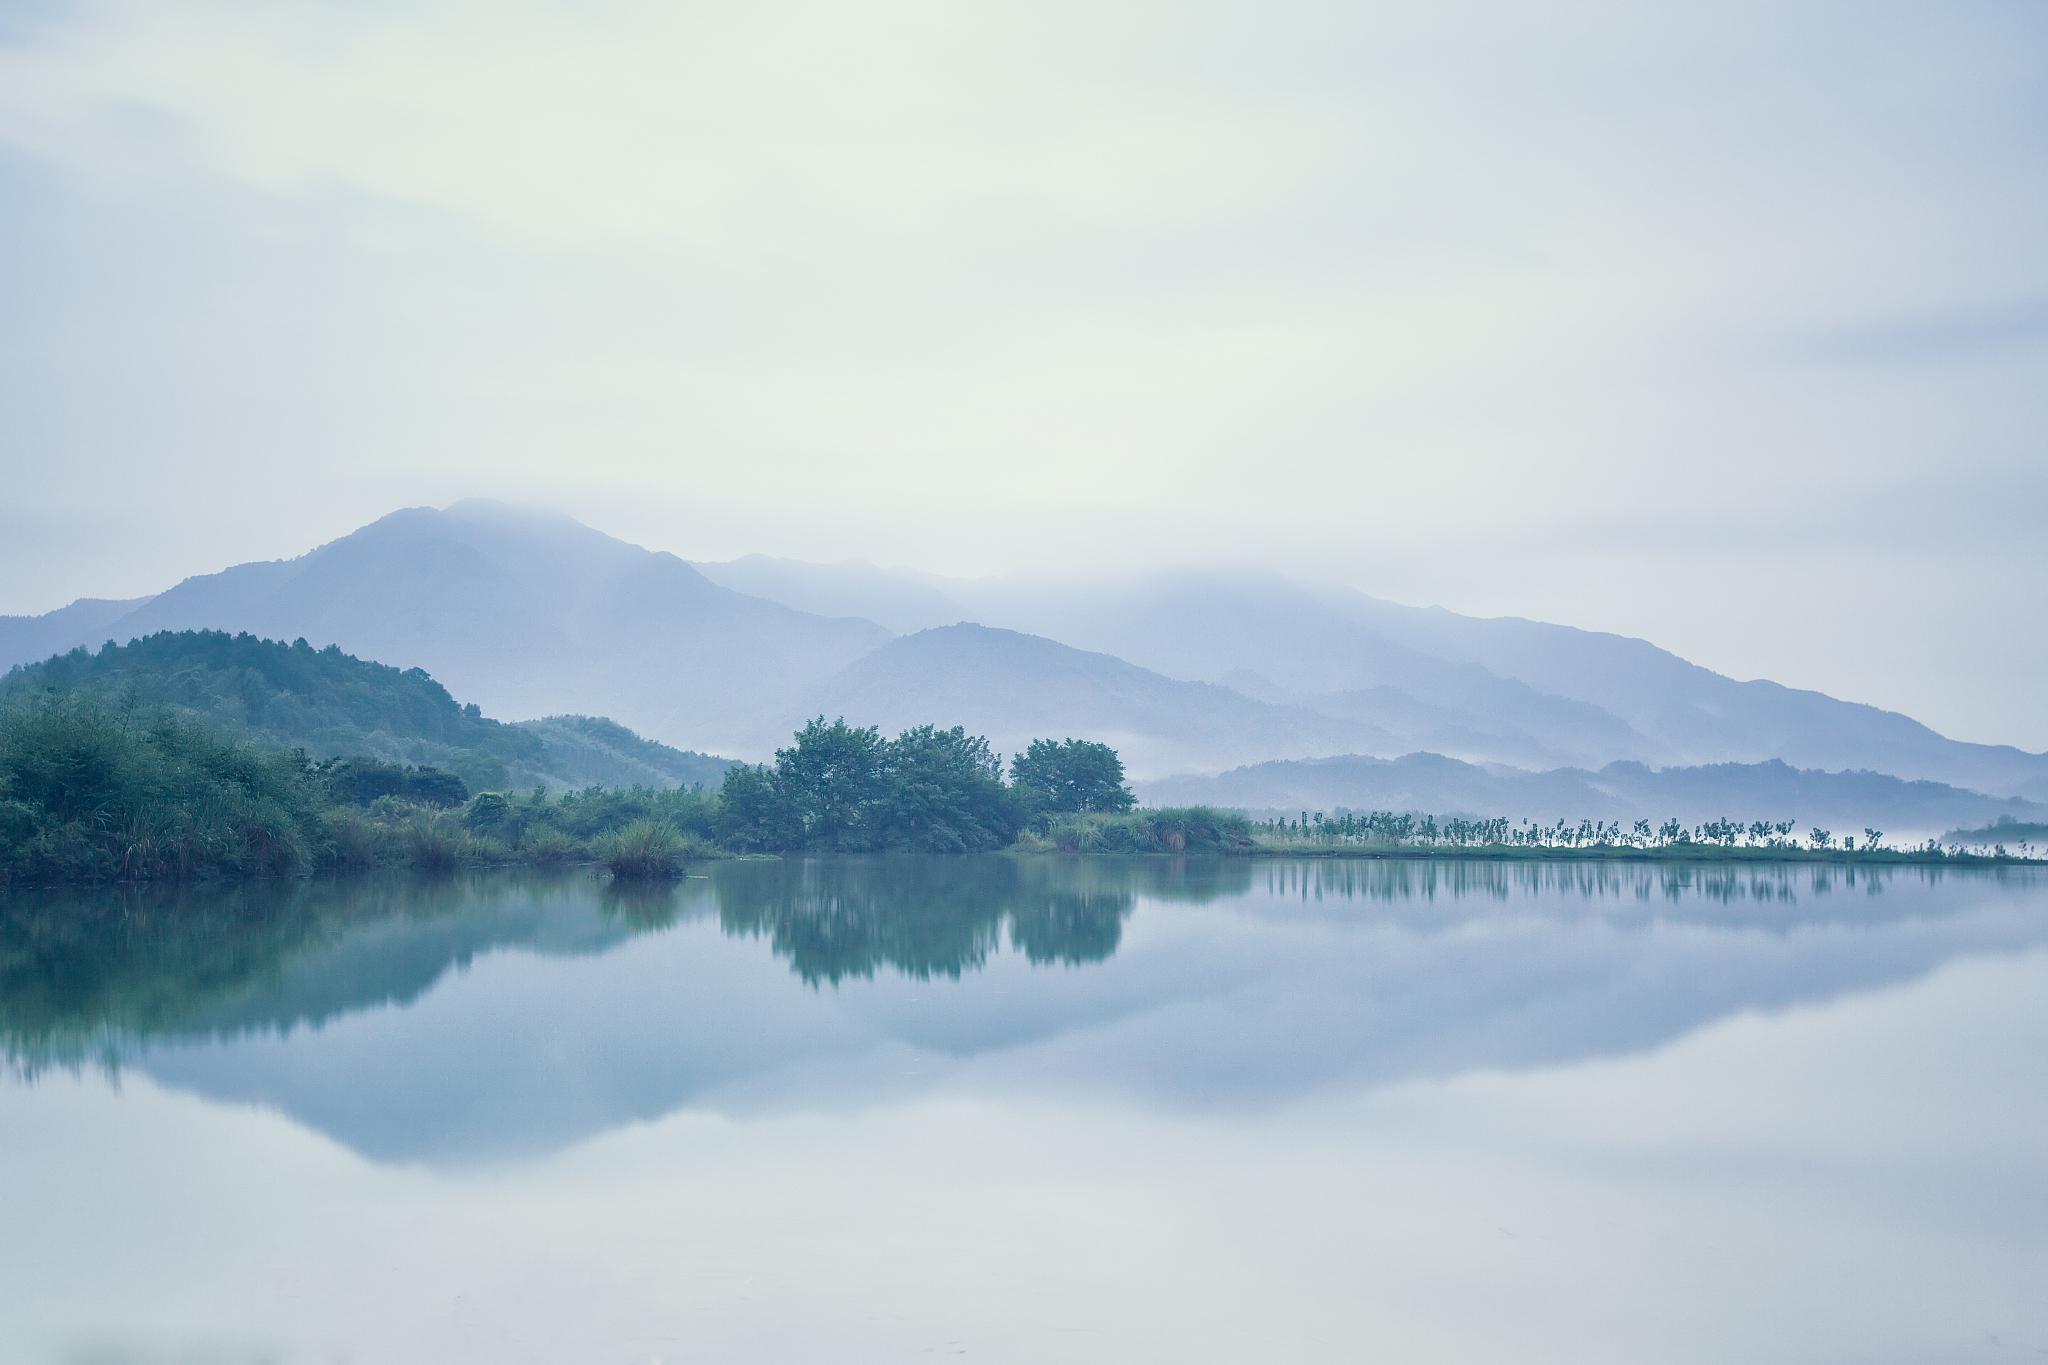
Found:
<box><xmin>463</xmin><ymin>791</ymin><xmax>512</xmax><ymax>833</ymax></box>
<box><xmin>775</xmin><ymin>717</ymin><xmax>887</xmax><ymax>851</ymax></box>
<box><xmin>320</xmin><ymin>758</ymin><xmax>469</xmax><ymax>807</ymax></box>
<box><xmin>874</xmin><ymin>725</ymin><xmax>1023</xmax><ymax>853</ymax></box>
<box><xmin>717</xmin><ymin>763</ymin><xmax>800</xmax><ymax>850</ymax></box>
<box><xmin>1009</xmin><ymin>738</ymin><xmax>1135</xmax><ymax>817</ymax></box>
<box><xmin>718</xmin><ymin>720</ymin><xmax>1029</xmax><ymax>854</ymax></box>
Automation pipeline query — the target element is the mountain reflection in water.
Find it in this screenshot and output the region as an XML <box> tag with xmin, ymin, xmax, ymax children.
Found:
<box><xmin>3</xmin><ymin>857</ymin><xmax>2044</xmax><ymax>1164</ymax></box>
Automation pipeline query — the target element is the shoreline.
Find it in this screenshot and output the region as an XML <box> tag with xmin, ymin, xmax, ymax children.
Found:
<box><xmin>5</xmin><ymin>844</ymin><xmax>2039</xmax><ymax>893</ymax></box>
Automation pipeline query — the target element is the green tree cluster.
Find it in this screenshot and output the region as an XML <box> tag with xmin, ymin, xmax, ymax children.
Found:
<box><xmin>719</xmin><ymin>718</ymin><xmax>1027</xmax><ymax>853</ymax></box>
<box><xmin>0</xmin><ymin>690</ymin><xmax>733</xmax><ymax>886</ymax></box>
<box><xmin>715</xmin><ymin>722</ymin><xmax>1143</xmax><ymax>853</ymax></box>
<box><xmin>1009</xmin><ymin>738</ymin><xmax>1137</xmax><ymax>818</ymax></box>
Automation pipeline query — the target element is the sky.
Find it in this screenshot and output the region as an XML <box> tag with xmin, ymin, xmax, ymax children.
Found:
<box><xmin>1</xmin><ymin>0</ymin><xmax>2044</xmax><ymax>748</ymax></box>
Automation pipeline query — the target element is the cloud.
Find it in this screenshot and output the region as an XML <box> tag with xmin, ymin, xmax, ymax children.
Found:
<box><xmin>0</xmin><ymin>0</ymin><xmax>2044</xmax><ymax>743</ymax></box>
<box><xmin>0</xmin><ymin>1</ymin><xmax>1339</xmax><ymax>253</ymax></box>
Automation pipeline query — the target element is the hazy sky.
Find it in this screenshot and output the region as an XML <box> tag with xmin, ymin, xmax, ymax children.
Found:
<box><xmin>2</xmin><ymin>0</ymin><xmax>2044</xmax><ymax>747</ymax></box>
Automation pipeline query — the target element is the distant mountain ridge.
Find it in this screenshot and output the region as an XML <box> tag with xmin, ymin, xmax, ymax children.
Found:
<box><xmin>0</xmin><ymin>596</ymin><xmax>154</xmax><ymax>668</ymax></box>
<box><xmin>1140</xmin><ymin>753</ymin><xmax>2048</xmax><ymax>838</ymax></box>
<box><xmin>1308</xmin><ymin>585</ymin><xmax>2048</xmax><ymax>799</ymax></box>
<box><xmin>698</xmin><ymin>556</ymin><xmax>2048</xmax><ymax>797</ymax></box>
<box><xmin>3</xmin><ymin>501</ymin><xmax>2042</xmax><ymax>798</ymax></box>
<box><xmin>777</xmin><ymin>623</ymin><xmax>1396</xmax><ymax>777</ymax></box>
<box><xmin>0</xmin><ymin>501</ymin><xmax>884</xmax><ymax>757</ymax></box>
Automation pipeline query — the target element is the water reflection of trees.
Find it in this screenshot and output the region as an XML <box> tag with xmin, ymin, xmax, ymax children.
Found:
<box><xmin>712</xmin><ymin>856</ymin><xmax>1146</xmax><ymax>984</ymax></box>
<box><xmin>0</xmin><ymin>872</ymin><xmax>639</xmax><ymax>1075</ymax></box>
<box><xmin>0</xmin><ymin>857</ymin><xmax>1235</xmax><ymax>1067</ymax></box>
<box><xmin>8</xmin><ymin>857</ymin><xmax>2025</xmax><ymax>1076</ymax></box>
<box><xmin>1254</xmin><ymin>856</ymin><xmax>2035</xmax><ymax>919</ymax></box>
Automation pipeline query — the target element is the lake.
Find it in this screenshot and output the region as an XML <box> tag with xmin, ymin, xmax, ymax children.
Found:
<box><xmin>3</xmin><ymin>856</ymin><xmax>2046</xmax><ymax>1363</ymax></box>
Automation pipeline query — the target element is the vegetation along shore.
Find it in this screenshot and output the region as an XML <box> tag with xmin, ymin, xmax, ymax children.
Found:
<box><xmin>0</xmin><ymin>630</ymin><xmax>2037</xmax><ymax>888</ymax></box>
<box><xmin>0</xmin><ymin>693</ymin><xmax>2033</xmax><ymax>889</ymax></box>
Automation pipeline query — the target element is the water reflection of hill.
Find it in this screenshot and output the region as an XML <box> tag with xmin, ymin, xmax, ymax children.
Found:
<box><xmin>0</xmin><ymin>873</ymin><xmax>654</xmax><ymax>1074</ymax></box>
<box><xmin>2</xmin><ymin>858</ymin><xmax>2043</xmax><ymax>1164</ymax></box>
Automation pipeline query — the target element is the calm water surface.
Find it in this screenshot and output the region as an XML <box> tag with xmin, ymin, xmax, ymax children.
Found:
<box><xmin>3</xmin><ymin>857</ymin><xmax>2046</xmax><ymax>1363</ymax></box>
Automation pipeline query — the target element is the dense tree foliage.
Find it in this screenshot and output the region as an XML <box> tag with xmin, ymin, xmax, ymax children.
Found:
<box><xmin>0</xmin><ymin>694</ymin><xmax>325</xmax><ymax>884</ymax></box>
<box><xmin>0</xmin><ymin>691</ymin><xmax>726</xmax><ymax>886</ymax></box>
<box><xmin>718</xmin><ymin>718</ymin><xmax>1025</xmax><ymax>853</ymax></box>
<box><xmin>877</xmin><ymin>725</ymin><xmax>1023</xmax><ymax>852</ymax></box>
<box><xmin>1009</xmin><ymin>738</ymin><xmax>1136</xmax><ymax>816</ymax></box>
<box><xmin>320</xmin><ymin>758</ymin><xmax>471</xmax><ymax>808</ymax></box>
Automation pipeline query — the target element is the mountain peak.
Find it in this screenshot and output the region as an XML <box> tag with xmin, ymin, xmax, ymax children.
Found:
<box><xmin>440</xmin><ymin>497</ymin><xmax>592</xmax><ymax>529</ymax></box>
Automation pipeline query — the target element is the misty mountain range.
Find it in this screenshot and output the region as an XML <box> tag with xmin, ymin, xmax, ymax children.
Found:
<box><xmin>3</xmin><ymin>499</ymin><xmax>2043</xmax><ymax>830</ymax></box>
<box><xmin>1141</xmin><ymin>755</ymin><xmax>2047</xmax><ymax>836</ymax></box>
<box><xmin>700</xmin><ymin>553</ymin><xmax>2048</xmax><ymax>798</ymax></box>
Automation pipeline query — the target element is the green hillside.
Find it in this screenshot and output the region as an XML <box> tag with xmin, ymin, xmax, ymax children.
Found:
<box><xmin>515</xmin><ymin>714</ymin><xmax>730</xmax><ymax>790</ymax></box>
<box><xmin>0</xmin><ymin>631</ymin><xmax>731</xmax><ymax>793</ymax></box>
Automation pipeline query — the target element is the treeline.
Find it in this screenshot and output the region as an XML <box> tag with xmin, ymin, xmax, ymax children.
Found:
<box><xmin>0</xmin><ymin>694</ymin><xmax>1185</xmax><ymax>886</ymax></box>
<box><xmin>4</xmin><ymin>688</ymin><xmax>2025</xmax><ymax>889</ymax></box>
<box><xmin>0</xmin><ymin>691</ymin><xmax>722</xmax><ymax>885</ymax></box>
<box><xmin>717</xmin><ymin>721</ymin><xmax>1137</xmax><ymax>854</ymax></box>
<box><xmin>1260</xmin><ymin>812</ymin><xmax>1852</xmax><ymax>849</ymax></box>
<box><xmin>1253</xmin><ymin>810</ymin><xmax>2009</xmax><ymax>859</ymax></box>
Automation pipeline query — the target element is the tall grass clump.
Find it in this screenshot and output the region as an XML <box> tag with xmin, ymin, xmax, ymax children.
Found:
<box><xmin>318</xmin><ymin>805</ymin><xmax>393</xmax><ymax>870</ymax></box>
<box><xmin>516</xmin><ymin>823</ymin><xmax>584</xmax><ymax>866</ymax></box>
<box><xmin>595</xmin><ymin>819</ymin><xmax>696</xmax><ymax>878</ymax></box>
<box><xmin>397</xmin><ymin>809</ymin><xmax>510</xmax><ymax>871</ymax></box>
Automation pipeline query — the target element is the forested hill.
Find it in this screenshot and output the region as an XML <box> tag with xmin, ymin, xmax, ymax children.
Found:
<box><xmin>513</xmin><ymin>715</ymin><xmax>732</xmax><ymax>791</ymax></box>
<box><xmin>0</xmin><ymin>631</ymin><xmax>732</xmax><ymax>793</ymax></box>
